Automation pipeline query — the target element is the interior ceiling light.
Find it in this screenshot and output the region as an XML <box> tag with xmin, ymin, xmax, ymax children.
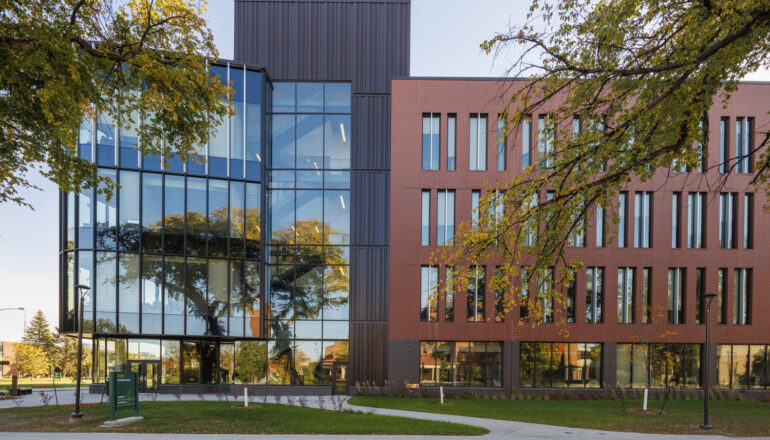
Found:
<box><xmin>339</xmin><ymin>194</ymin><xmax>346</xmax><ymax>210</ymax></box>
<box><xmin>340</xmin><ymin>123</ymin><xmax>346</xmax><ymax>143</ymax></box>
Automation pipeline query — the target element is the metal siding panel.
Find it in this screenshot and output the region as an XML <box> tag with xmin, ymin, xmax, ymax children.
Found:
<box><xmin>350</xmin><ymin>247</ymin><xmax>388</xmax><ymax>321</ymax></box>
<box><xmin>352</xmin><ymin>95</ymin><xmax>390</xmax><ymax>170</ymax></box>
<box><xmin>349</xmin><ymin>322</ymin><xmax>387</xmax><ymax>385</ymax></box>
<box><xmin>351</xmin><ymin>171</ymin><xmax>389</xmax><ymax>245</ymax></box>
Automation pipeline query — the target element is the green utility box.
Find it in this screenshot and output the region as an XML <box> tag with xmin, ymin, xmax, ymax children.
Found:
<box><xmin>108</xmin><ymin>371</ymin><xmax>139</xmax><ymax>421</ymax></box>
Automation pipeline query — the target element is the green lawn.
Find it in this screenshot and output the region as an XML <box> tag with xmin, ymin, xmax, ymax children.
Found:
<box><xmin>0</xmin><ymin>400</ymin><xmax>487</xmax><ymax>435</ymax></box>
<box><xmin>349</xmin><ymin>395</ymin><xmax>770</xmax><ymax>437</ymax></box>
<box><xmin>0</xmin><ymin>378</ymin><xmax>78</xmax><ymax>390</ymax></box>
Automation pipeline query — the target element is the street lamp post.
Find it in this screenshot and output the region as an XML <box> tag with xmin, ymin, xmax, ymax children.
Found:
<box><xmin>70</xmin><ymin>284</ymin><xmax>90</xmax><ymax>421</ymax></box>
<box><xmin>701</xmin><ymin>292</ymin><xmax>717</xmax><ymax>430</ymax></box>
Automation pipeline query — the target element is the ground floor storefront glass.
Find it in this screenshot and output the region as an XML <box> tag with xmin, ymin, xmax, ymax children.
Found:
<box><xmin>419</xmin><ymin>341</ymin><xmax>502</xmax><ymax>387</ymax></box>
<box><xmin>520</xmin><ymin>342</ymin><xmax>602</xmax><ymax>388</ymax></box>
<box><xmin>717</xmin><ymin>344</ymin><xmax>769</xmax><ymax>390</ymax></box>
<box><xmin>616</xmin><ymin>343</ymin><xmax>700</xmax><ymax>389</ymax></box>
<box><xmin>93</xmin><ymin>337</ymin><xmax>348</xmax><ymax>386</ymax></box>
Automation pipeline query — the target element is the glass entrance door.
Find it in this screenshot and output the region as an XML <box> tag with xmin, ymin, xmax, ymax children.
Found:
<box><xmin>128</xmin><ymin>360</ymin><xmax>161</xmax><ymax>392</ymax></box>
<box><xmin>332</xmin><ymin>362</ymin><xmax>347</xmax><ymax>395</ymax></box>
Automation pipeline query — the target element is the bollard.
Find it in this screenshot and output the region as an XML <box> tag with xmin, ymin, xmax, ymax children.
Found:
<box><xmin>643</xmin><ymin>388</ymin><xmax>649</xmax><ymax>411</ymax></box>
<box><xmin>244</xmin><ymin>386</ymin><xmax>248</xmax><ymax>407</ymax></box>
<box><xmin>440</xmin><ymin>386</ymin><xmax>444</xmax><ymax>404</ymax></box>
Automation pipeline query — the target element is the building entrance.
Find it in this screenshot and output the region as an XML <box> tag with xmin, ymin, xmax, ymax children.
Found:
<box><xmin>127</xmin><ymin>360</ymin><xmax>161</xmax><ymax>392</ymax></box>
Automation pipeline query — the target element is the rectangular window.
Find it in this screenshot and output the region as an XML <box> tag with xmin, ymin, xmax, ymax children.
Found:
<box><xmin>719</xmin><ymin>193</ymin><xmax>736</xmax><ymax>248</ymax></box>
<box><xmin>467</xmin><ymin>265</ymin><xmax>486</xmax><ymax>322</ymax></box>
<box><xmin>642</xmin><ymin>268</ymin><xmax>651</xmax><ymax>323</ymax></box>
<box><xmin>497</xmin><ymin>116</ymin><xmax>506</xmax><ymax>171</ymax></box>
<box><xmin>672</xmin><ymin>192</ymin><xmax>681</xmax><ymax>248</ymax></box>
<box><xmin>537</xmin><ymin>268</ymin><xmax>554</xmax><ymax>323</ymax></box>
<box><xmin>488</xmin><ymin>190</ymin><xmax>504</xmax><ymax>229</ymax></box>
<box><xmin>522</xmin><ymin>116</ymin><xmax>531</xmax><ymax>170</ymax></box>
<box><xmin>520</xmin><ymin>268</ymin><xmax>530</xmax><ymax>322</ymax></box>
<box><xmin>617</xmin><ymin>267</ymin><xmax>634</xmax><ymax>324</ymax></box>
<box><xmin>494</xmin><ymin>267</ymin><xmax>505</xmax><ymax>322</ymax></box>
<box><xmin>420</xmin><ymin>266</ymin><xmax>438</xmax><ymax>322</ymax></box>
<box><xmin>744</xmin><ymin>193</ymin><xmax>753</xmax><ymax>249</ymax></box>
<box><xmin>618</xmin><ymin>193</ymin><xmax>627</xmax><ymax>248</ymax></box>
<box><xmin>717</xmin><ymin>268</ymin><xmax>727</xmax><ymax>324</ymax></box>
<box><xmin>595</xmin><ymin>206</ymin><xmax>605</xmax><ymax>248</ymax></box>
<box><xmin>566</xmin><ymin>273</ymin><xmax>576</xmax><ymax>323</ymax></box>
<box><xmin>720</xmin><ymin>117</ymin><xmax>729</xmax><ymax>174</ymax></box>
<box><xmin>667</xmin><ymin>268</ymin><xmax>685</xmax><ymax>324</ymax></box>
<box><xmin>734</xmin><ymin>268</ymin><xmax>751</xmax><ymax>325</ymax></box>
<box><xmin>568</xmin><ymin>202</ymin><xmax>586</xmax><ymax>248</ymax></box>
<box><xmin>520</xmin><ymin>342</ymin><xmax>602</xmax><ymax>388</ymax></box>
<box><xmin>419</xmin><ymin>341</ymin><xmax>502</xmax><ymax>387</ymax></box>
<box><xmin>469</xmin><ymin>114</ymin><xmax>487</xmax><ymax>170</ymax></box>
<box><xmin>695</xmin><ymin>268</ymin><xmax>705</xmax><ymax>324</ymax></box>
<box><xmin>687</xmin><ymin>192</ymin><xmax>705</xmax><ymax>248</ymax></box>
<box><xmin>697</xmin><ymin>119</ymin><xmax>706</xmax><ymax>172</ymax></box>
<box><xmin>471</xmin><ymin>190</ymin><xmax>481</xmax><ymax>228</ymax></box>
<box><xmin>586</xmin><ymin>267</ymin><xmax>603</xmax><ymax>323</ymax></box>
<box><xmin>447</xmin><ymin>115</ymin><xmax>456</xmax><ymax>170</ymax></box>
<box><xmin>422</xmin><ymin>113</ymin><xmax>440</xmax><ymax>170</ymax></box>
<box><xmin>437</xmin><ymin>190</ymin><xmax>455</xmax><ymax>246</ymax></box>
<box><xmin>421</xmin><ymin>190</ymin><xmax>430</xmax><ymax>246</ymax></box>
<box><xmin>445</xmin><ymin>267</ymin><xmax>454</xmax><ymax>321</ymax></box>
<box><xmin>537</xmin><ymin>115</ymin><xmax>554</xmax><ymax>168</ymax></box>
<box><xmin>634</xmin><ymin>192</ymin><xmax>651</xmax><ymax>248</ymax></box>
<box><xmin>735</xmin><ymin>117</ymin><xmax>752</xmax><ymax>173</ymax></box>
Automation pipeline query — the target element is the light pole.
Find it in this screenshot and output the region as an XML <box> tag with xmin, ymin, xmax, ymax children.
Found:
<box><xmin>70</xmin><ymin>284</ymin><xmax>90</xmax><ymax>420</ymax></box>
<box><xmin>701</xmin><ymin>292</ymin><xmax>717</xmax><ymax>430</ymax></box>
<box><xmin>0</xmin><ymin>307</ymin><xmax>26</xmax><ymax>331</ymax></box>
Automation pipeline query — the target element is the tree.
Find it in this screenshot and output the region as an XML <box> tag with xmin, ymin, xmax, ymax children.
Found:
<box><xmin>13</xmin><ymin>343</ymin><xmax>49</xmax><ymax>377</ymax></box>
<box><xmin>56</xmin><ymin>335</ymin><xmax>92</xmax><ymax>378</ymax></box>
<box><xmin>1</xmin><ymin>0</ymin><xmax>229</xmax><ymax>206</ymax></box>
<box><xmin>435</xmin><ymin>0</ymin><xmax>770</xmax><ymax>326</ymax></box>
<box><xmin>22</xmin><ymin>310</ymin><xmax>57</xmax><ymax>367</ymax></box>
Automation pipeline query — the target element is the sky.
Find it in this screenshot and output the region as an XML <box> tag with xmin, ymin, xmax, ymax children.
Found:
<box><xmin>0</xmin><ymin>0</ymin><xmax>768</xmax><ymax>341</ymax></box>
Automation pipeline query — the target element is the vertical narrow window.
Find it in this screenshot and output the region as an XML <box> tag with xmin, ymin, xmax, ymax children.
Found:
<box><xmin>667</xmin><ymin>268</ymin><xmax>685</xmax><ymax>324</ymax></box>
<box><xmin>467</xmin><ymin>265</ymin><xmax>486</xmax><ymax>322</ymax></box>
<box><xmin>672</xmin><ymin>192</ymin><xmax>681</xmax><ymax>248</ymax></box>
<box><xmin>719</xmin><ymin>193</ymin><xmax>736</xmax><ymax>248</ymax></box>
<box><xmin>617</xmin><ymin>267</ymin><xmax>634</xmax><ymax>324</ymax></box>
<box><xmin>494</xmin><ymin>267</ymin><xmax>505</xmax><ymax>322</ymax></box>
<box><xmin>497</xmin><ymin>116</ymin><xmax>506</xmax><ymax>171</ymax></box>
<box><xmin>735</xmin><ymin>117</ymin><xmax>752</xmax><ymax>174</ymax></box>
<box><xmin>471</xmin><ymin>190</ymin><xmax>481</xmax><ymax>228</ymax></box>
<box><xmin>566</xmin><ymin>275</ymin><xmax>576</xmax><ymax>323</ymax></box>
<box><xmin>568</xmin><ymin>203</ymin><xmax>585</xmax><ymax>247</ymax></box>
<box><xmin>421</xmin><ymin>190</ymin><xmax>430</xmax><ymax>246</ymax></box>
<box><xmin>520</xmin><ymin>268</ymin><xmax>530</xmax><ymax>322</ymax></box>
<box><xmin>447</xmin><ymin>115</ymin><xmax>456</xmax><ymax>170</ymax></box>
<box><xmin>717</xmin><ymin>268</ymin><xmax>727</xmax><ymax>324</ymax></box>
<box><xmin>696</xmin><ymin>268</ymin><xmax>705</xmax><ymax>324</ymax></box>
<box><xmin>488</xmin><ymin>190</ymin><xmax>504</xmax><ymax>229</ymax></box>
<box><xmin>687</xmin><ymin>192</ymin><xmax>705</xmax><ymax>248</ymax></box>
<box><xmin>586</xmin><ymin>267</ymin><xmax>603</xmax><ymax>323</ymax></box>
<box><xmin>733</xmin><ymin>268</ymin><xmax>750</xmax><ymax>325</ymax></box>
<box><xmin>445</xmin><ymin>267</ymin><xmax>454</xmax><ymax>321</ymax></box>
<box><xmin>595</xmin><ymin>206</ymin><xmax>605</xmax><ymax>248</ymax></box>
<box><xmin>521</xmin><ymin>116</ymin><xmax>531</xmax><ymax>170</ymax></box>
<box><xmin>469</xmin><ymin>114</ymin><xmax>487</xmax><ymax>170</ymax></box>
<box><xmin>537</xmin><ymin>114</ymin><xmax>554</xmax><ymax>168</ymax></box>
<box><xmin>524</xmin><ymin>194</ymin><xmax>538</xmax><ymax>246</ymax></box>
<box><xmin>79</xmin><ymin>116</ymin><xmax>93</xmax><ymax>161</ymax></box>
<box><xmin>743</xmin><ymin>193</ymin><xmax>753</xmax><ymax>249</ymax></box>
<box><xmin>422</xmin><ymin>113</ymin><xmax>440</xmax><ymax>170</ymax></box>
<box><xmin>720</xmin><ymin>117</ymin><xmax>729</xmax><ymax>174</ymax></box>
<box><xmin>634</xmin><ymin>192</ymin><xmax>651</xmax><ymax>248</ymax></box>
<box><xmin>96</xmin><ymin>111</ymin><xmax>116</xmax><ymax>167</ymax></box>
<box><xmin>697</xmin><ymin>119</ymin><xmax>706</xmax><ymax>172</ymax></box>
<box><xmin>642</xmin><ymin>268</ymin><xmax>651</xmax><ymax>323</ymax></box>
<box><xmin>230</xmin><ymin>67</ymin><xmax>245</xmax><ymax>179</ymax></box>
<box><xmin>420</xmin><ymin>266</ymin><xmax>438</xmax><ymax>322</ymax></box>
<box><xmin>618</xmin><ymin>193</ymin><xmax>627</xmax><ymax>248</ymax></box>
<box><xmin>537</xmin><ymin>268</ymin><xmax>554</xmax><ymax>323</ymax></box>
<box><xmin>437</xmin><ymin>190</ymin><xmax>455</xmax><ymax>246</ymax></box>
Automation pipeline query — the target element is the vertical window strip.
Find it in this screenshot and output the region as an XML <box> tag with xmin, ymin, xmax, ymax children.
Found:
<box><xmin>719</xmin><ymin>117</ymin><xmax>728</xmax><ymax>174</ymax></box>
<box><xmin>420</xmin><ymin>266</ymin><xmax>438</xmax><ymax>321</ymax></box>
<box><xmin>687</xmin><ymin>192</ymin><xmax>704</xmax><ymax>248</ymax></box>
<box><xmin>467</xmin><ymin>265</ymin><xmax>486</xmax><ymax>322</ymax></box>
<box><xmin>497</xmin><ymin>116</ymin><xmax>506</xmax><ymax>171</ymax></box>
<box><xmin>697</xmin><ymin>119</ymin><xmax>706</xmax><ymax>172</ymax></box>
<box><xmin>642</xmin><ymin>268</ymin><xmax>651</xmax><ymax>323</ymax></box>
<box><xmin>618</xmin><ymin>193</ymin><xmax>627</xmax><ymax>248</ymax></box>
<box><xmin>447</xmin><ymin>115</ymin><xmax>456</xmax><ymax>170</ymax></box>
<box><xmin>695</xmin><ymin>268</ymin><xmax>705</xmax><ymax>324</ymax></box>
<box><xmin>719</xmin><ymin>193</ymin><xmax>735</xmax><ymax>248</ymax></box>
<box><xmin>537</xmin><ymin>268</ymin><xmax>554</xmax><ymax>323</ymax></box>
<box><xmin>617</xmin><ymin>267</ymin><xmax>634</xmax><ymax>324</ymax></box>
<box><xmin>520</xmin><ymin>268</ymin><xmax>529</xmax><ymax>322</ymax></box>
<box><xmin>733</xmin><ymin>268</ymin><xmax>750</xmax><ymax>325</ymax></box>
<box><xmin>736</xmin><ymin>117</ymin><xmax>751</xmax><ymax>173</ymax></box>
<box><xmin>667</xmin><ymin>268</ymin><xmax>685</xmax><ymax>324</ymax></box>
<box><xmin>445</xmin><ymin>266</ymin><xmax>454</xmax><ymax>321</ymax></box>
<box><xmin>537</xmin><ymin>115</ymin><xmax>553</xmax><ymax>168</ymax></box>
<box><xmin>469</xmin><ymin>114</ymin><xmax>487</xmax><ymax>170</ymax></box>
<box><xmin>421</xmin><ymin>190</ymin><xmax>430</xmax><ymax>246</ymax></box>
<box><xmin>586</xmin><ymin>267</ymin><xmax>603</xmax><ymax>323</ymax></box>
<box><xmin>421</xmin><ymin>113</ymin><xmax>440</xmax><ymax>170</ymax></box>
<box><xmin>595</xmin><ymin>206</ymin><xmax>605</xmax><ymax>248</ymax></box>
<box><xmin>471</xmin><ymin>190</ymin><xmax>480</xmax><ymax>228</ymax></box>
<box><xmin>495</xmin><ymin>266</ymin><xmax>505</xmax><ymax>322</ymax></box>
<box><xmin>437</xmin><ymin>190</ymin><xmax>455</xmax><ymax>246</ymax></box>
<box><xmin>522</xmin><ymin>116</ymin><xmax>531</xmax><ymax>170</ymax></box>
<box><xmin>672</xmin><ymin>192</ymin><xmax>680</xmax><ymax>248</ymax></box>
<box><xmin>634</xmin><ymin>192</ymin><xmax>651</xmax><ymax>248</ymax></box>
<box><xmin>717</xmin><ymin>268</ymin><xmax>726</xmax><ymax>324</ymax></box>
<box><xmin>744</xmin><ymin>193</ymin><xmax>753</xmax><ymax>249</ymax></box>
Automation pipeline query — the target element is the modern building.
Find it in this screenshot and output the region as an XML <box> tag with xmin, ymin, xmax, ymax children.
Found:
<box><xmin>58</xmin><ymin>0</ymin><xmax>769</xmax><ymax>394</ymax></box>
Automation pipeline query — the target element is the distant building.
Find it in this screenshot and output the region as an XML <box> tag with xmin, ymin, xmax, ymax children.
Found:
<box><xmin>1</xmin><ymin>341</ymin><xmax>17</xmax><ymax>377</ymax></box>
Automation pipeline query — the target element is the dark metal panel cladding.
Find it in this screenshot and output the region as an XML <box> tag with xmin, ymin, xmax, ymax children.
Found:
<box><xmin>233</xmin><ymin>0</ymin><xmax>410</xmax><ymax>94</ymax></box>
<box><xmin>349</xmin><ymin>322</ymin><xmax>387</xmax><ymax>385</ymax></box>
<box><xmin>352</xmin><ymin>95</ymin><xmax>390</xmax><ymax>170</ymax></box>
<box><xmin>349</xmin><ymin>247</ymin><xmax>388</xmax><ymax>321</ymax></box>
<box><xmin>387</xmin><ymin>339</ymin><xmax>419</xmax><ymax>389</ymax></box>
<box><xmin>351</xmin><ymin>171</ymin><xmax>389</xmax><ymax>246</ymax></box>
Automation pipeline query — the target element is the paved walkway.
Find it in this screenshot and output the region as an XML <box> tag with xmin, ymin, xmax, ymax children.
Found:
<box><xmin>1</xmin><ymin>392</ymin><xmax>768</xmax><ymax>440</ymax></box>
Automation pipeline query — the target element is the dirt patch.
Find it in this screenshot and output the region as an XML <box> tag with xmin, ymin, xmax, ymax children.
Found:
<box><xmin>626</xmin><ymin>407</ymin><xmax>665</xmax><ymax>415</ymax></box>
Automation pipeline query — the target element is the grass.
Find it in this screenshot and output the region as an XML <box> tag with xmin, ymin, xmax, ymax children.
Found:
<box><xmin>349</xmin><ymin>395</ymin><xmax>770</xmax><ymax>437</ymax></box>
<box><xmin>0</xmin><ymin>378</ymin><xmax>78</xmax><ymax>390</ymax></box>
<box><xmin>0</xmin><ymin>400</ymin><xmax>487</xmax><ymax>435</ymax></box>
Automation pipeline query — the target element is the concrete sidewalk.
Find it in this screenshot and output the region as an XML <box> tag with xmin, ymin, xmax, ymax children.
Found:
<box><xmin>1</xmin><ymin>394</ymin><xmax>768</xmax><ymax>440</ymax></box>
